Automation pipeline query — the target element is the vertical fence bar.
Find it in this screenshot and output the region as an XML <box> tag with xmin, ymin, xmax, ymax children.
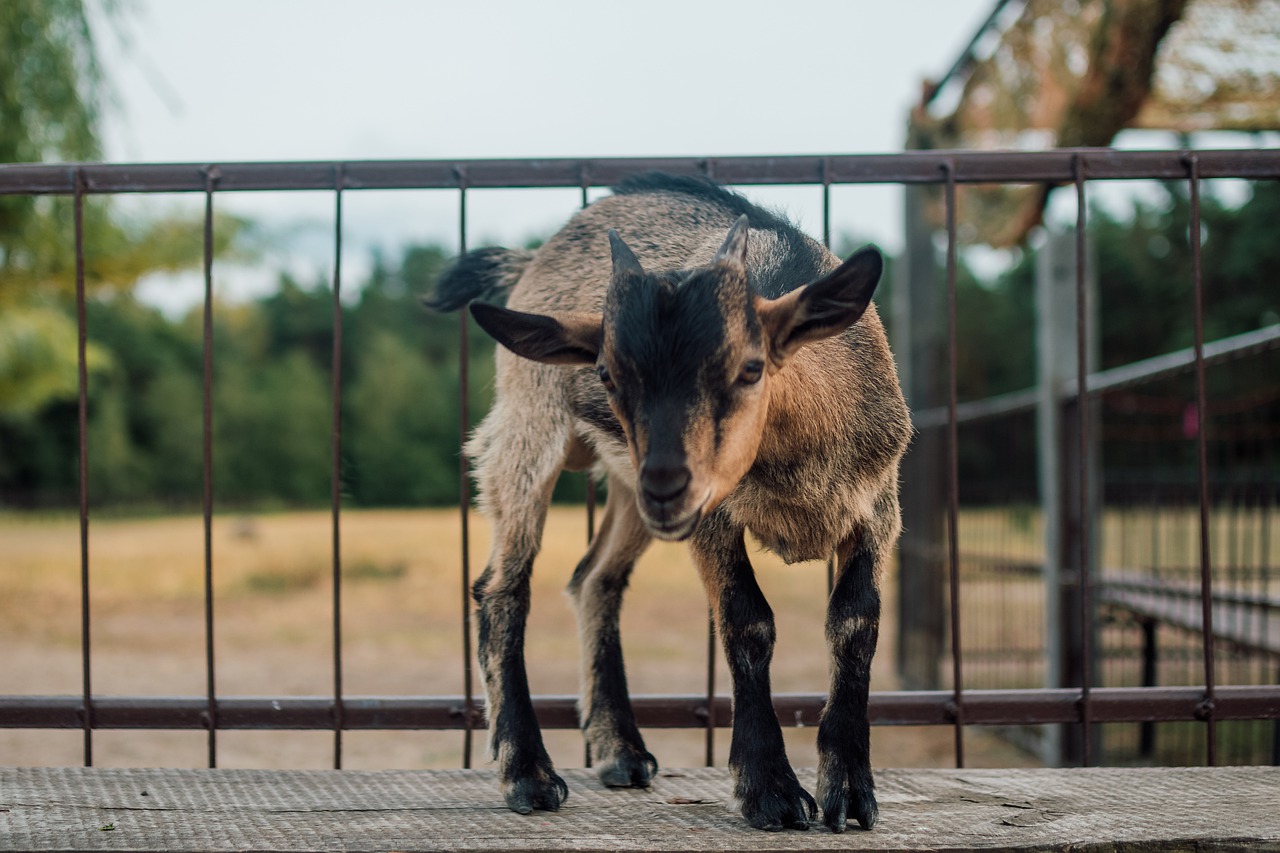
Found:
<box><xmin>705</xmin><ymin>610</ymin><xmax>716</xmax><ymax>766</ymax></box>
<box><xmin>702</xmin><ymin>155</ymin><xmax>718</xmax><ymax>768</ymax></box>
<box><xmin>202</xmin><ymin>167</ymin><xmax>220</xmax><ymax>767</ymax></box>
<box><xmin>822</xmin><ymin>157</ymin><xmax>835</xmax><ymax>599</ymax></box>
<box><xmin>457</xmin><ymin>169</ymin><xmax>475</xmax><ymax>769</ymax></box>
<box><xmin>580</xmin><ymin>169</ymin><xmax>596</xmax><ymax>769</ymax></box>
<box><xmin>74</xmin><ymin>168</ymin><xmax>92</xmax><ymax>767</ymax></box>
<box><xmin>942</xmin><ymin>160</ymin><xmax>965</xmax><ymax>768</ymax></box>
<box><xmin>1073</xmin><ymin>155</ymin><xmax>1094</xmax><ymax>765</ymax></box>
<box><xmin>1262</xmin><ymin>492</ymin><xmax>1272</xmax><ymax>765</ymax></box>
<box><xmin>1186</xmin><ymin>153</ymin><xmax>1217</xmax><ymax>765</ymax></box>
<box><xmin>330</xmin><ymin>165</ymin><xmax>346</xmax><ymax>769</ymax></box>
<box><xmin>580</xmin><ymin>170</ymin><xmax>597</xmax><ymax>545</ymax></box>
<box><xmin>821</xmin><ymin>157</ymin><xmax>832</xmax><ymax>252</ymax></box>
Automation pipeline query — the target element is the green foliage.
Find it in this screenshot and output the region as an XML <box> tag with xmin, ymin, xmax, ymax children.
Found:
<box><xmin>346</xmin><ymin>330</ymin><xmax>457</xmax><ymax>506</ymax></box>
<box><xmin>0</xmin><ymin>241</ymin><xmax>498</xmax><ymax>510</ymax></box>
<box><xmin>0</xmin><ymin>0</ymin><xmax>108</xmax><ymax>165</ymax></box>
<box><xmin>0</xmin><ymin>301</ymin><xmax>110</xmax><ymax>419</ymax></box>
<box><xmin>0</xmin><ymin>3</ymin><xmax>256</xmax><ymax>421</ymax></box>
<box><xmin>1094</xmin><ymin>180</ymin><xmax>1280</xmax><ymax>367</ymax></box>
<box><xmin>0</xmin><ymin>0</ymin><xmax>110</xmax><ymax>248</ymax></box>
<box><xmin>215</xmin><ymin>351</ymin><xmax>333</xmax><ymax>506</ymax></box>
<box><xmin>2</xmin><ymin>182</ymin><xmax>1277</xmax><ymax>512</ymax></box>
<box><xmin>950</xmin><ymin>181</ymin><xmax>1280</xmax><ymax>495</ymax></box>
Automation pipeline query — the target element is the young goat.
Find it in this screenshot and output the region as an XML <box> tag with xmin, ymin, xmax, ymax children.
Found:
<box><xmin>429</xmin><ymin>174</ymin><xmax>910</xmax><ymax>832</ymax></box>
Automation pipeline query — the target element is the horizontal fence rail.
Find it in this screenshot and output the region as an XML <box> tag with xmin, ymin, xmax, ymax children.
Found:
<box><xmin>3</xmin><ymin>687</ymin><xmax>1278</xmax><ymax>730</ymax></box>
<box><xmin>3</xmin><ymin>149</ymin><xmax>1280</xmax><ymax>195</ymax></box>
<box><xmin>3</xmin><ymin>147</ymin><xmax>1279</xmax><ymax>773</ymax></box>
<box><xmin>913</xmin><ymin>323</ymin><xmax>1280</xmax><ymax>430</ymax></box>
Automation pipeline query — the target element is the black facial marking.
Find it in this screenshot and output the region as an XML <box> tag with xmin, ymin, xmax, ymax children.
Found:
<box><xmin>607</xmin><ymin>269</ymin><xmax>729</xmax><ymax>439</ymax></box>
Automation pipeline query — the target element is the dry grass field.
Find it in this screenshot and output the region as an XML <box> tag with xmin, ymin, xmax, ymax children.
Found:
<box><xmin>0</xmin><ymin>507</ymin><xmax>1039</xmax><ymax>771</ymax></box>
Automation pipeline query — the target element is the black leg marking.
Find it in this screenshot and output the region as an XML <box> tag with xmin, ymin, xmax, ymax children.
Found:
<box><xmin>478</xmin><ymin>556</ymin><xmax>568</xmax><ymax>814</ymax></box>
<box><xmin>693</xmin><ymin>512</ymin><xmax>815</xmax><ymax>831</ymax></box>
<box><xmin>817</xmin><ymin>537</ymin><xmax>881</xmax><ymax>832</ymax></box>
<box><xmin>581</xmin><ymin>590</ymin><xmax>658</xmax><ymax>788</ymax></box>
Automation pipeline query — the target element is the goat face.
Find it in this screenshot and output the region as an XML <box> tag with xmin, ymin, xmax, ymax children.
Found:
<box><xmin>470</xmin><ymin>216</ymin><xmax>883</xmax><ymax>542</ymax></box>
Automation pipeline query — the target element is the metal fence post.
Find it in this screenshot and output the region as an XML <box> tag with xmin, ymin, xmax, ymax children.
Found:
<box><xmin>1036</xmin><ymin>225</ymin><xmax>1099</xmax><ymax>766</ymax></box>
<box><xmin>895</xmin><ymin>180</ymin><xmax>947</xmax><ymax>691</ymax></box>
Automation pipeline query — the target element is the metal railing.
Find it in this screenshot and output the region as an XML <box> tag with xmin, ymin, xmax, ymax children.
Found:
<box><xmin>2</xmin><ymin>148</ymin><xmax>1279</xmax><ymax>771</ymax></box>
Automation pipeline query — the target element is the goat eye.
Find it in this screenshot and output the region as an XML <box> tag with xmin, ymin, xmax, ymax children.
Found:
<box><xmin>597</xmin><ymin>365</ymin><xmax>616</xmax><ymax>392</ymax></box>
<box><xmin>738</xmin><ymin>360</ymin><xmax>764</xmax><ymax>386</ymax></box>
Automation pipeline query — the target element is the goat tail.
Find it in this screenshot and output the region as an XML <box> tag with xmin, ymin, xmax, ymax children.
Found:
<box><xmin>424</xmin><ymin>247</ymin><xmax>535</xmax><ymax>312</ymax></box>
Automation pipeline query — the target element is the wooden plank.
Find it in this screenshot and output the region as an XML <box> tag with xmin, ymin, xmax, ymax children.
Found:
<box><xmin>2</xmin><ymin>766</ymin><xmax>1278</xmax><ymax>852</ymax></box>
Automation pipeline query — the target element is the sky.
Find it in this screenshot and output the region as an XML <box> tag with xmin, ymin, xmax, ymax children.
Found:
<box><xmin>100</xmin><ymin>1</ymin><xmax>995</xmax><ymax>163</ymax></box>
<box><xmin>90</xmin><ymin>0</ymin><xmax>1009</xmax><ymax>310</ymax></box>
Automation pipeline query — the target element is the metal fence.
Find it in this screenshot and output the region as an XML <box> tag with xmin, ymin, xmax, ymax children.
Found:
<box><xmin>929</xmin><ymin>340</ymin><xmax>1280</xmax><ymax>765</ymax></box>
<box><xmin>2</xmin><ymin>149</ymin><xmax>1279</xmax><ymax>771</ymax></box>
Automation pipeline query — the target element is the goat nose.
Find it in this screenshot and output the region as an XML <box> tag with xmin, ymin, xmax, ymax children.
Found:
<box><xmin>640</xmin><ymin>460</ymin><xmax>691</xmax><ymax>503</ymax></box>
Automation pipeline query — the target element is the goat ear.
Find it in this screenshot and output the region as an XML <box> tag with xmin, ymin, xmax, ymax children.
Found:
<box><xmin>608</xmin><ymin>229</ymin><xmax>645</xmax><ymax>279</ymax></box>
<box><xmin>469</xmin><ymin>302</ymin><xmax>602</xmax><ymax>365</ymax></box>
<box><xmin>757</xmin><ymin>246</ymin><xmax>882</xmax><ymax>362</ymax></box>
<box><xmin>713</xmin><ymin>215</ymin><xmax>750</xmax><ymax>269</ymax></box>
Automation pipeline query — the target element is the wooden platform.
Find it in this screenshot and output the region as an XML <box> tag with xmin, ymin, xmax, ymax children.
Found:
<box><xmin>3</xmin><ymin>765</ymin><xmax>1278</xmax><ymax>852</ymax></box>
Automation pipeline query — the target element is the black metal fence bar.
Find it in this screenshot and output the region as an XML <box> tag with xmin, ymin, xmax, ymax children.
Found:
<box><xmin>4</xmin><ymin>150</ymin><xmax>1280</xmax><ymax>196</ymax></box>
<box><xmin>699</xmin><ymin>147</ymin><xmax>718</xmax><ymax>769</ymax></box>
<box><xmin>73</xmin><ymin>168</ymin><xmax>91</xmax><ymax>767</ymax></box>
<box><xmin>4</xmin><ymin>687</ymin><xmax>1277</xmax><ymax>730</ymax></box>
<box><xmin>201</xmin><ymin>168</ymin><xmax>218</xmax><ymax>768</ymax></box>
<box><xmin>1074</xmin><ymin>155</ymin><xmax>1095</xmax><ymax>765</ymax></box>
<box><xmin>580</xmin><ymin>172</ymin><xmax>596</xmax><ymax>540</ymax></box>
<box><xmin>330</xmin><ymin>167</ymin><xmax>346</xmax><ymax>769</ymax></box>
<box><xmin>944</xmin><ymin>160</ymin><xmax>966</xmax><ymax>767</ymax></box>
<box><xmin>457</xmin><ymin>177</ymin><xmax>475</xmax><ymax>769</ymax></box>
<box><xmin>705</xmin><ymin>612</ymin><xmax>716</xmax><ymax>767</ymax></box>
<box><xmin>1187</xmin><ymin>153</ymin><xmax>1217</xmax><ymax>766</ymax></box>
<box><xmin>822</xmin><ymin>157</ymin><xmax>836</xmax><ymax>601</ymax></box>
<box><xmin>578</xmin><ymin>179</ymin><xmax>598</xmax><ymax>550</ymax></box>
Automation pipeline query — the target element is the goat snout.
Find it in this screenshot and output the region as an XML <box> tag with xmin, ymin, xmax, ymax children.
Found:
<box><xmin>639</xmin><ymin>458</ymin><xmax>691</xmax><ymax>505</ymax></box>
<box><xmin>637</xmin><ymin>456</ymin><xmax>703</xmax><ymax>541</ymax></box>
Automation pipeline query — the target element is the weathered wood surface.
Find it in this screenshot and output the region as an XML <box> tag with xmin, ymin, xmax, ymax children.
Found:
<box><xmin>3</xmin><ymin>766</ymin><xmax>1278</xmax><ymax>852</ymax></box>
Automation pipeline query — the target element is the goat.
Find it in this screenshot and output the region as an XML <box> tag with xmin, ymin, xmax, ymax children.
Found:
<box><xmin>428</xmin><ymin>173</ymin><xmax>910</xmax><ymax>832</ymax></box>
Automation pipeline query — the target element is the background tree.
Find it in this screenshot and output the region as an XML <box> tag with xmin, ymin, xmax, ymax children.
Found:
<box><xmin>0</xmin><ymin>1</ymin><xmax>251</xmax><ymax>502</ymax></box>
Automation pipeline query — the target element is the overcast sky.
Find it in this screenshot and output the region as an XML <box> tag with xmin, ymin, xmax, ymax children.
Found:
<box><xmin>90</xmin><ymin>1</ymin><xmax>1007</xmax><ymax>309</ymax></box>
<box><xmin>101</xmin><ymin>1</ymin><xmax>996</xmax><ymax>161</ymax></box>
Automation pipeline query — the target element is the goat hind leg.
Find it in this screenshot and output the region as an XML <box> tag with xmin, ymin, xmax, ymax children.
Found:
<box><xmin>566</xmin><ymin>476</ymin><xmax>656</xmax><ymax>788</ymax></box>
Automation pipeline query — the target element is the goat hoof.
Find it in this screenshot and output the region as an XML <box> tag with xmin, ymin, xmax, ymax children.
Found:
<box><xmin>738</xmin><ymin>766</ymin><xmax>816</xmax><ymax>831</ymax></box>
<box><xmin>503</xmin><ymin>768</ymin><xmax>569</xmax><ymax>814</ymax></box>
<box><xmin>819</xmin><ymin>775</ymin><xmax>877</xmax><ymax>832</ymax></box>
<box><xmin>596</xmin><ymin>748</ymin><xmax>658</xmax><ymax>789</ymax></box>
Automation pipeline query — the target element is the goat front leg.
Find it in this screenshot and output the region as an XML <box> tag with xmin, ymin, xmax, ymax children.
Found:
<box><xmin>473</xmin><ymin>550</ymin><xmax>567</xmax><ymax>814</ymax></box>
<box><xmin>692</xmin><ymin>512</ymin><xmax>815</xmax><ymax>831</ymax></box>
<box><xmin>566</xmin><ymin>476</ymin><xmax>656</xmax><ymax>788</ymax></box>
<box><xmin>816</xmin><ymin>509</ymin><xmax>894</xmax><ymax>831</ymax></box>
<box><xmin>469</xmin><ymin>402</ymin><xmax>570</xmax><ymax>814</ymax></box>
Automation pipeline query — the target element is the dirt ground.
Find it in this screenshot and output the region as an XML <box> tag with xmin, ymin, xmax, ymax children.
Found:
<box><xmin>1</xmin><ymin>508</ymin><xmax>1037</xmax><ymax>772</ymax></box>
